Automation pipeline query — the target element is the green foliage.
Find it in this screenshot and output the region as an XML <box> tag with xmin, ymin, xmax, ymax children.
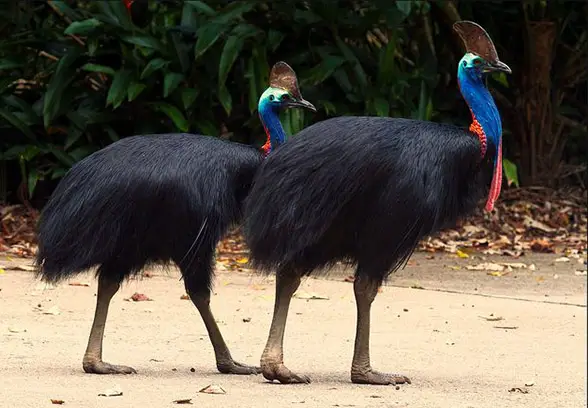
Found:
<box><xmin>1</xmin><ymin>0</ymin><xmax>433</xmax><ymax>199</ymax></box>
<box><xmin>0</xmin><ymin>0</ymin><xmax>585</xmax><ymax>201</ymax></box>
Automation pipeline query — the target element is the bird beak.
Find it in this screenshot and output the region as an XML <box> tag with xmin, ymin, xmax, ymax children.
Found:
<box><xmin>487</xmin><ymin>60</ymin><xmax>511</xmax><ymax>74</ymax></box>
<box><xmin>285</xmin><ymin>98</ymin><xmax>317</xmax><ymax>112</ymax></box>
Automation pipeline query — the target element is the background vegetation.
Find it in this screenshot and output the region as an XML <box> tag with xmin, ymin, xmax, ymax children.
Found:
<box><xmin>0</xmin><ymin>0</ymin><xmax>586</xmax><ymax>207</ymax></box>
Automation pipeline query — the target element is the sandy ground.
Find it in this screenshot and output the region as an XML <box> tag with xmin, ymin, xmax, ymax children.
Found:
<box><xmin>1</xmin><ymin>252</ymin><xmax>586</xmax><ymax>408</ymax></box>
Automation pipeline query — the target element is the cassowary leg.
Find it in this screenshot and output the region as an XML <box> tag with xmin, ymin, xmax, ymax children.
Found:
<box><xmin>185</xmin><ymin>278</ymin><xmax>260</xmax><ymax>375</ymax></box>
<box><xmin>260</xmin><ymin>270</ymin><xmax>310</xmax><ymax>384</ymax></box>
<box><xmin>350</xmin><ymin>275</ymin><xmax>411</xmax><ymax>385</ymax></box>
<box><xmin>82</xmin><ymin>272</ymin><xmax>136</xmax><ymax>374</ymax></box>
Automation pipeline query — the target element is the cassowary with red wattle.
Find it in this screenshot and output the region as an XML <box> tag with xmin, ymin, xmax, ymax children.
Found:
<box><xmin>35</xmin><ymin>62</ymin><xmax>315</xmax><ymax>375</ymax></box>
<box><xmin>244</xmin><ymin>21</ymin><xmax>511</xmax><ymax>385</ymax></box>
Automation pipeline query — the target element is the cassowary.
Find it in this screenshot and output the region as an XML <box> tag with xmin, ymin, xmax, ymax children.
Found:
<box><xmin>244</xmin><ymin>21</ymin><xmax>511</xmax><ymax>385</ymax></box>
<box><xmin>35</xmin><ymin>62</ymin><xmax>315</xmax><ymax>375</ymax></box>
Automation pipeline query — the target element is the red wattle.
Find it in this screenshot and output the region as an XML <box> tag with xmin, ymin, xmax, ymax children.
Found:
<box><xmin>484</xmin><ymin>141</ymin><xmax>502</xmax><ymax>212</ymax></box>
<box><xmin>261</xmin><ymin>123</ymin><xmax>271</xmax><ymax>157</ymax></box>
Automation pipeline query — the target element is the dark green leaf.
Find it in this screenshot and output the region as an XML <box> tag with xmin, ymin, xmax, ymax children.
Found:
<box><xmin>48</xmin><ymin>1</ymin><xmax>83</xmax><ymax>20</ymax></box>
<box><xmin>267</xmin><ymin>30</ymin><xmax>285</xmax><ymax>52</ymax></box>
<box><xmin>181</xmin><ymin>88</ymin><xmax>199</xmax><ymax>110</ymax></box>
<box><xmin>128</xmin><ymin>82</ymin><xmax>147</xmax><ymax>101</ymax></box>
<box><xmin>0</xmin><ymin>58</ymin><xmax>23</xmax><ymax>70</ymax></box>
<box><xmin>171</xmin><ymin>33</ymin><xmax>191</xmax><ymax>73</ymax></box>
<box><xmin>335</xmin><ymin>36</ymin><xmax>368</xmax><ymax>90</ymax></box>
<box><xmin>396</xmin><ymin>1</ymin><xmax>412</xmax><ymax>16</ymax></box>
<box><xmin>218</xmin><ymin>85</ymin><xmax>232</xmax><ymax>115</ymax></box>
<box><xmin>218</xmin><ymin>35</ymin><xmax>246</xmax><ymax>88</ymax></box>
<box><xmin>194</xmin><ymin>23</ymin><xmax>224</xmax><ymax>59</ymax></box>
<box><xmin>215</xmin><ymin>2</ymin><xmax>256</xmax><ymax>24</ymax></box>
<box><xmin>2</xmin><ymin>95</ymin><xmax>39</xmax><ymax>126</ymax></box>
<box><xmin>81</xmin><ymin>63</ymin><xmax>116</xmax><ymax>76</ymax></box>
<box><xmin>140</xmin><ymin>58</ymin><xmax>168</xmax><ymax>79</ymax></box>
<box><xmin>64</xmin><ymin>18</ymin><xmax>102</xmax><ymax>35</ymax></box>
<box><xmin>0</xmin><ymin>108</ymin><xmax>37</xmax><ymax>141</ymax></box>
<box><xmin>185</xmin><ymin>1</ymin><xmax>217</xmax><ymax>16</ymax></box>
<box><xmin>64</xmin><ymin>126</ymin><xmax>84</xmax><ymax>150</ymax></box>
<box><xmin>104</xmin><ymin>125</ymin><xmax>120</xmax><ymax>142</ymax></box>
<box><xmin>27</xmin><ymin>167</ymin><xmax>39</xmax><ymax>198</ymax></box>
<box><xmin>164</xmin><ymin>73</ymin><xmax>184</xmax><ymax>98</ymax></box>
<box><xmin>120</xmin><ymin>35</ymin><xmax>166</xmax><ymax>54</ymax></box>
<box><xmin>69</xmin><ymin>146</ymin><xmax>97</xmax><ymax>162</ymax></box>
<box><xmin>43</xmin><ymin>48</ymin><xmax>82</xmax><ymax>128</ymax></box>
<box><xmin>107</xmin><ymin>70</ymin><xmax>133</xmax><ymax>109</ymax></box>
<box><xmin>150</xmin><ymin>102</ymin><xmax>189</xmax><ymax>132</ymax></box>
<box><xmin>51</xmin><ymin>167</ymin><xmax>68</xmax><ymax>180</ymax></box>
<box><xmin>303</xmin><ymin>56</ymin><xmax>346</xmax><ymax>85</ymax></box>
<box><xmin>194</xmin><ymin>119</ymin><xmax>218</xmax><ymax>136</ymax></box>
<box><xmin>373</xmin><ymin>97</ymin><xmax>390</xmax><ymax>117</ymax></box>
<box><xmin>47</xmin><ymin>146</ymin><xmax>76</xmax><ymax>167</ymax></box>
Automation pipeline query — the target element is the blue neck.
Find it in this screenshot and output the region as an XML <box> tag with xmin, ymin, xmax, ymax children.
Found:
<box><xmin>457</xmin><ymin>66</ymin><xmax>502</xmax><ymax>152</ymax></box>
<box><xmin>258</xmin><ymin>104</ymin><xmax>286</xmax><ymax>154</ymax></box>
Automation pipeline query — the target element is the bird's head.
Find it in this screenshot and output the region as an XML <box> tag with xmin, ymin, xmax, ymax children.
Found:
<box><xmin>454</xmin><ymin>21</ymin><xmax>511</xmax><ymax>81</ymax></box>
<box><xmin>258</xmin><ymin>62</ymin><xmax>316</xmax><ymax>114</ymax></box>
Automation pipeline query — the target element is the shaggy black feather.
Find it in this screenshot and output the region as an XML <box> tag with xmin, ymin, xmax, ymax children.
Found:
<box><xmin>244</xmin><ymin>116</ymin><xmax>494</xmax><ymax>283</ymax></box>
<box><xmin>36</xmin><ymin>133</ymin><xmax>262</xmax><ymax>288</ymax></box>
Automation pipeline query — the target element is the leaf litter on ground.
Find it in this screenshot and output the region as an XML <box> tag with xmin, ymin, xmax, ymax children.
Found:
<box><xmin>1</xmin><ymin>187</ymin><xmax>586</xmax><ymax>262</ymax></box>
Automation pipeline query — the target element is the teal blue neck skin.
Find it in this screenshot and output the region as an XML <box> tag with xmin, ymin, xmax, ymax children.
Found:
<box><xmin>457</xmin><ymin>53</ymin><xmax>502</xmax><ymax>153</ymax></box>
<box><xmin>258</xmin><ymin>88</ymin><xmax>287</xmax><ymax>155</ymax></box>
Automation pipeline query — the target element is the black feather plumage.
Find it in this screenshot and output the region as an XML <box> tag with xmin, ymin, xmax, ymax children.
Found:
<box><xmin>36</xmin><ymin>133</ymin><xmax>262</xmax><ymax>287</ymax></box>
<box><xmin>244</xmin><ymin>117</ymin><xmax>494</xmax><ymax>283</ymax></box>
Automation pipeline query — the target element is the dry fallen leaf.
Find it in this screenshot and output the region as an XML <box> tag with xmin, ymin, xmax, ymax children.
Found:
<box><xmin>173</xmin><ymin>399</ymin><xmax>193</xmax><ymax>404</ymax></box>
<box><xmin>487</xmin><ymin>271</ymin><xmax>508</xmax><ymax>277</ymax></box>
<box><xmin>523</xmin><ymin>216</ymin><xmax>555</xmax><ymax>233</ymax></box>
<box><xmin>125</xmin><ymin>293</ymin><xmax>152</xmax><ymax>302</ymax></box>
<box><xmin>479</xmin><ymin>315</ymin><xmax>504</xmax><ymax>322</ymax></box>
<box><xmin>293</xmin><ymin>291</ymin><xmax>329</xmax><ymax>300</ymax></box>
<box><xmin>0</xmin><ymin>263</ymin><xmax>35</xmax><ymax>271</ymax></box>
<box><xmin>199</xmin><ymin>384</ymin><xmax>226</xmax><ymax>395</ymax></box>
<box><xmin>8</xmin><ymin>327</ymin><xmax>26</xmax><ymax>333</ymax></box>
<box><xmin>98</xmin><ymin>387</ymin><xmax>123</xmax><ymax>397</ymax></box>
<box><xmin>180</xmin><ymin>294</ymin><xmax>190</xmax><ymax>300</ymax></box>
<box><xmin>501</xmin><ymin>262</ymin><xmax>527</xmax><ymax>269</ymax></box>
<box><xmin>50</xmin><ymin>399</ymin><xmax>65</xmax><ymax>405</ymax></box>
<box><xmin>38</xmin><ymin>305</ymin><xmax>61</xmax><ymax>315</ymax></box>
<box><xmin>456</xmin><ymin>249</ymin><xmax>469</xmax><ymax>259</ymax></box>
<box><xmin>508</xmin><ymin>387</ymin><xmax>529</xmax><ymax>394</ymax></box>
<box><xmin>235</xmin><ymin>257</ymin><xmax>249</xmax><ymax>264</ymax></box>
<box><xmin>68</xmin><ymin>282</ymin><xmax>90</xmax><ymax>287</ymax></box>
<box><xmin>466</xmin><ymin>263</ymin><xmax>505</xmax><ymax>271</ymax></box>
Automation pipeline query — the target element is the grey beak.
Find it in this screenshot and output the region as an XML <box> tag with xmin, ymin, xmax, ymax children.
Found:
<box><xmin>286</xmin><ymin>99</ymin><xmax>317</xmax><ymax>112</ymax></box>
<box><xmin>489</xmin><ymin>60</ymin><xmax>512</xmax><ymax>74</ymax></box>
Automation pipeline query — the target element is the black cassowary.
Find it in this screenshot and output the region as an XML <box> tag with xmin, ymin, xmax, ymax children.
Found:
<box><xmin>35</xmin><ymin>62</ymin><xmax>315</xmax><ymax>375</ymax></box>
<box><xmin>244</xmin><ymin>21</ymin><xmax>512</xmax><ymax>385</ymax></box>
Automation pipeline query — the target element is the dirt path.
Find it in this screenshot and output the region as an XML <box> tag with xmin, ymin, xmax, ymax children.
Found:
<box><xmin>1</xmin><ymin>252</ymin><xmax>586</xmax><ymax>408</ymax></box>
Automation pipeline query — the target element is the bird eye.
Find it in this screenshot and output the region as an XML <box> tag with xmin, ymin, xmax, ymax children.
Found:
<box><xmin>462</xmin><ymin>60</ymin><xmax>467</xmax><ymax>68</ymax></box>
<box><xmin>268</xmin><ymin>94</ymin><xmax>274</xmax><ymax>101</ymax></box>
